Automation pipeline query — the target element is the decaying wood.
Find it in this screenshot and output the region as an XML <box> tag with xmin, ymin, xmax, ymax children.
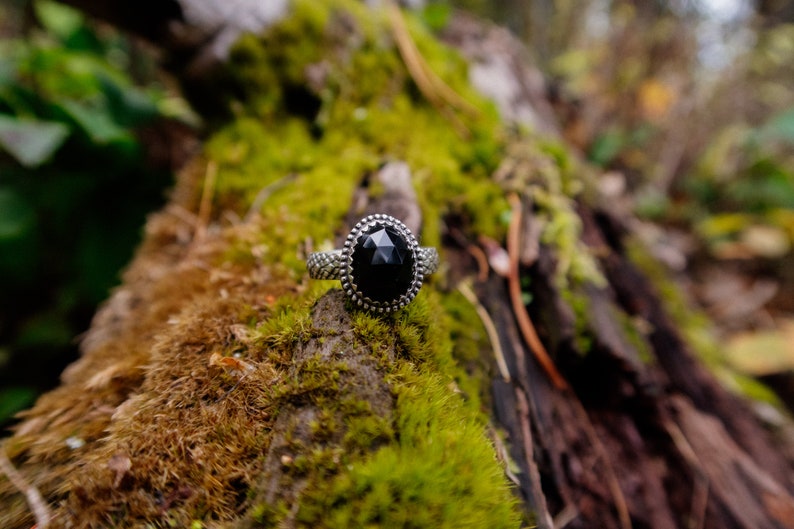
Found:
<box><xmin>442</xmin><ymin>13</ymin><xmax>794</xmax><ymax>527</ymax></box>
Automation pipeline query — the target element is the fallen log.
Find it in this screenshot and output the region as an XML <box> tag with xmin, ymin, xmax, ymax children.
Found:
<box><xmin>2</xmin><ymin>1</ymin><xmax>793</xmax><ymax>528</ymax></box>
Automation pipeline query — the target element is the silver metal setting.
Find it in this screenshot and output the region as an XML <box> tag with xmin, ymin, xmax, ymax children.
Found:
<box><xmin>307</xmin><ymin>214</ymin><xmax>439</xmax><ymax>313</ymax></box>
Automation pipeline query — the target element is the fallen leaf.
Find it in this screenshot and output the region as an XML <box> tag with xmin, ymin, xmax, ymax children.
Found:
<box><xmin>725</xmin><ymin>319</ymin><xmax>794</xmax><ymax>375</ymax></box>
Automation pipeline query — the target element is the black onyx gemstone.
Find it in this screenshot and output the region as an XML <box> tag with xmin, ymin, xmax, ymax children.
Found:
<box><xmin>351</xmin><ymin>225</ymin><xmax>415</xmax><ymax>302</ymax></box>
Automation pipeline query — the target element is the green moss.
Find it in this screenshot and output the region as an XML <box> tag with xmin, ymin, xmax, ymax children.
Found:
<box><xmin>203</xmin><ymin>0</ymin><xmax>510</xmax><ymax>268</ymax></box>
<box><xmin>351</xmin><ymin>311</ymin><xmax>391</xmax><ymax>346</ymax></box>
<box><xmin>438</xmin><ymin>289</ymin><xmax>493</xmax><ymax>407</ymax></box>
<box><xmin>256</xmin><ymin>308</ymin><xmax>312</xmax><ymax>355</ymax></box>
<box><xmin>613</xmin><ymin>307</ymin><xmax>656</xmax><ymax>365</ymax></box>
<box><xmin>276</xmin><ymin>355</ymin><xmax>350</xmax><ymax>403</ymax></box>
<box><xmin>343</xmin><ymin>414</ymin><xmax>395</xmax><ymax>451</ymax></box>
<box><xmin>273</xmin><ymin>286</ymin><xmax>519</xmax><ymax>527</ymax></box>
<box><xmin>560</xmin><ymin>285</ymin><xmax>594</xmax><ymax>355</ymax></box>
<box><xmin>201</xmin><ymin>1</ymin><xmax>522</xmax><ymax>524</ymax></box>
<box><xmin>250</xmin><ymin>500</ymin><xmax>289</xmax><ymax>526</ymax></box>
<box><xmin>295</xmin><ymin>365</ymin><xmax>518</xmax><ymax>528</ymax></box>
<box><xmin>242</xmin><ymin>285</ymin><xmax>520</xmax><ymax>527</ymax></box>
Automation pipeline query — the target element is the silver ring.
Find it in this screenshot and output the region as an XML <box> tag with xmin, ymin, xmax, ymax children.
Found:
<box><xmin>307</xmin><ymin>214</ymin><xmax>439</xmax><ymax>313</ymax></box>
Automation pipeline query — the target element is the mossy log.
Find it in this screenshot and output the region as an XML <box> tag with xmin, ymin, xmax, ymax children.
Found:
<box><xmin>3</xmin><ymin>1</ymin><xmax>794</xmax><ymax>528</ymax></box>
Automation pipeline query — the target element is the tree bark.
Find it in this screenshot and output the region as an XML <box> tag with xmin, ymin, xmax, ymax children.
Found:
<box><xmin>2</xmin><ymin>2</ymin><xmax>794</xmax><ymax>528</ymax></box>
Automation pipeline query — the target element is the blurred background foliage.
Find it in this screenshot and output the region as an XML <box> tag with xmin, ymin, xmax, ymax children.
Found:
<box><xmin>1</xmin><ymin>0</ymin><xmax>793</xmax><ymax>428</ymax></box>
<box><xmin>0</xmin><ymin>0</ymin><xmax>195</xmax><ymax>427</ymax></box>
<box><xmin>471</xmin><ymin>0</ymin><xmax>794</xmax><ymax>404</ymax></box>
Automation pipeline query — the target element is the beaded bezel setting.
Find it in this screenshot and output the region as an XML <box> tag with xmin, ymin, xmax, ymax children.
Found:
<box><xmin>339</xmin><ymin>214</ymin><xmax>423</xmax><ymax>313</ymax></box>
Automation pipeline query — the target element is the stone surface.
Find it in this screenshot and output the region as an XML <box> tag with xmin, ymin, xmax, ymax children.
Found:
<box><xmin>351</xmin><ymin>226</ymin><xmax>414</xmax><ymax>302</ymax></box>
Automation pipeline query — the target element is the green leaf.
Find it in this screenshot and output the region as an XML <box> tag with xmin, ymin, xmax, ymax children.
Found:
<box><xmin>34</xmin><ymin>0</ymin><xmax>84</xmax><ymax>41</ymax></box>
<box><xmin>99</xmin><ymin>75</ymin><xmax>159</xmax><ymax>127</ymax></box>
<box><xmin>421</xmin><ymin>3</ymin><xmax>451</xmax><ymax>31</ymax></box>
<box><xmin>0</xmin><ymin>188</ymin><xmax>36</xmax><ymax>240</ymax></box>
<box><xmin>59</xmin><ymin>99</ymin><xmax>131</xmax><ymax>143</ymax></box>
<box><xmin>16</xmin><ymin>311</ymin><xmax>74</xmax><ymax>348</ymax></box>
<box><xmin>0</xmin><ymin>386</ymin><xmax>36</xmax><ymax>423</ymax></box>
<box><xmin>589</xmin><ymin>129</ymin><xmax>625</xmax><ymax>166</ymax></box>
<box><xmin>0</xmin><ymin>114</ymin><xmax>70</xmax><ymax>167</ymax></box>
<box><xmin>756</xmin><ymin>107</ymin><xmax>794</xmax><ymax>143</ymax></box>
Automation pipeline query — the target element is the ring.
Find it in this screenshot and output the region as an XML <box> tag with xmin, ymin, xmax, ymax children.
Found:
<box><xmin>307</xmin><ymin>214</ymin><xmax>439</xmax><ymax>313</ymax></box>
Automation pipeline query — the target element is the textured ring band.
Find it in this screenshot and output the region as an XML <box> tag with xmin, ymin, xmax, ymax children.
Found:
<box><xmin>307</xmin><ymin>214</ymin><xmax>439</xmax><ymax>313</ymax></box>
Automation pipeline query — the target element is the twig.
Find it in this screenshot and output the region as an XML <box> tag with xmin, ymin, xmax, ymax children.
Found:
<box><xmin>488</xmin><ymin>425</ymin><xmax>521</xmax><ymax>487</ymax></box>
<box><xmin>244</xmin><ymin>173</ymin><xmax>298</xmax><ymax>223</ymax></box>
<box><xmin>0</xmin><ymin>447</ymin><xmax>51</xmax><ymax>528</ymax></box>
<box><xmin>663</xmin><ymin>418</ymin><xmax>709</xmax><ymax>529</ymax></box>
<box><xmin>515</xmin><ymin>389</ymin><xmax>555</xmax><ymax>529</ymax></box>
<box><xmin>569</xmin><ymin>399</ymin><xmax>633</xmax><ymax>529</ymax></box>
<box><xmin>553</xmin><ymin>503</ymin><xmax>580</xmax><ymax>529</ymax></box>
<box><xmin>506</xmin><ymin>192</ymin><xmax>568</xmax><ymax>390</ymax></box>
<box><xmin>457</xmin><ymin>281</ymin><xmax>510</xmax><ymax>382</ymax></box>
<box><xmin>387</xmin><ymin>1</ymin><xmax>478</xmax><ymax>137</ymax></box>
<box><xmin>194</xmin><ymin>160</ymin><xmax>218</xmax><ymax>241</ymax></box>
<box><xmin>466</xmin><ymin>244</ymin><xmax>490</xmax><ymax>282</ymax></box>
<box><xmin>387</xmin><ymin>1</ymin><xmax>479</xmax><ymax>115</ymax></box>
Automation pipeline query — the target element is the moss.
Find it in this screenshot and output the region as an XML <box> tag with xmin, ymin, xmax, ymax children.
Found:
<box><xmin>613</xmin><ymin>307</ymin><xmax>656</xmax><ymax>365</ymax></box>
<box><xmin>255</xmin><ymin>307</ymin><xmax>313</xmax><ymax>362</ymax></box>
<box><xmin>560</xmin><ymin>285</ymin><xmax>595</xmax><ymax>355</ymax></box>
<box><xmin>240</xmin><ymin>281</ymin><xmax>520</xmax><ymax>527</ymax></box>
<box><xmin>276</xmin><ymin>354</ymin><xmax>349</xmax><ymax>403</ymax></box>
<box><xmin>438</xmin><ymin>289</ymin><xmax>493</xmax><ymax>407</ymax></box>
<box><xmin>351</xmin><ymin>311</ymin><xmax>391</xmax><ymax>346</ymax></box>
<box><xmin>209</xmin><ymin>0</ymin><xmax>510</xmax><ymax>259</ymax></box>
<box><xmin>343</xmin><ymin>414</ymin><xmax>395</xmax><ymax>451</ymax></box>
<box><xmin>295</xmin><ymin>365</ymin><xmax>518</xmax><ymax>528</ymax></box>
<box><xmin>277</xmin><ymin>287</ymin><xmax>520</xmax><ymax>527</ymax></box>
<box><xmin>1</xmin><ymin>1</ymin><xmax>526</xmax><ymax>527</ymax></box>
<box><xmin>493</xmin><ymin>136</ymin><xmax>606</xmax><ymax>295</ymax></box>
<box><xmin>250</xmin><ymin>500</ymin><xmax>289</xmax><ymax>526</ymax></box>
<box><xmin>240</xmin><ymin>287</ymin><xmax>519</xmax><ymax>528</ymax></box>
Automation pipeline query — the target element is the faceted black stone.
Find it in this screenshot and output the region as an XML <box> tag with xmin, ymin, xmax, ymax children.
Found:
<box><xmin>351</xmin><ymin>225</ymin><xmax>414</xmax><ymax>302</ymax></box>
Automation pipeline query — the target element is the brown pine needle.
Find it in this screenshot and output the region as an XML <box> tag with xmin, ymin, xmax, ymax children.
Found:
<box><xmin>0</xmin><ymin>447</ymin><xmax>51</xmax><ymax>528</ymax></box>
<box><xmin>195</xmin><ymin>160</ymin><xmax>218</xmax><ymax>241</ymax></box>
<box><xmin>507</xmin><ymin>192</ymin><xmax>568</xmax><ymax>390</ymax></box>
<box><xmin>457</xmin><ymin>281</ymin><xmax>511</xmax><ymax>382</ymax></box>
<box><xmin>387</xmin><ymin>1</ymin><xmax>479</xmax><ymax>135</ymax></box>
<box><xmin>466</xmin><ymin>243</ymin><xmax>490</xmax><ymax>282</ymax></box>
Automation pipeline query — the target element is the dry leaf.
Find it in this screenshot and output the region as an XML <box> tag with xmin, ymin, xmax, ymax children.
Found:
<box><xmin>725</xmin><ymin>319</ymin><xmax>794</xmax><ymax>376</ymax></box>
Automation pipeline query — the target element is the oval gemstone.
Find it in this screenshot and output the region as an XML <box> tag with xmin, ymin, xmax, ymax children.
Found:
<box><xmin>351</xmin><ymin>226</ymin><xmax>414</xmax><ymax>302</ymax></box>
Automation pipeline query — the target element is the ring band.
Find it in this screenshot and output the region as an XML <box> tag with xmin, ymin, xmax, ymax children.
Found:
<box><xmin>307</xmin><ymin>214</ymin><xmax>439</xmax><ymax>313</ymax></box>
